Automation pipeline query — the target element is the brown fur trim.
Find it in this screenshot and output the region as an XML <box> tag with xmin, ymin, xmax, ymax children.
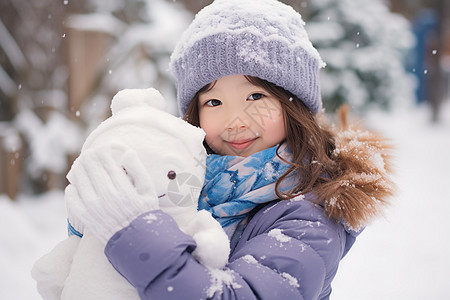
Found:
<box><xmin>316</xmin><ymin>105</ymin><xmax>395</xmax><ymax>230</ymax></box>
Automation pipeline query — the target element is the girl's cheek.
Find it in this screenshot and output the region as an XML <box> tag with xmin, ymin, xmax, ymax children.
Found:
<box><xmin>205</xmin><ymin>135</ymin><xmax>222</xmax><ymax>155</ymax></box>
<box><xmin>247</xmin><ymin>99</ymin><xmax>283</xmax><ymax>128</ymax></box>
<box><xmin>201</xmin><ymin>111</ymin><xmax>224</xmax><ymax>133</ymax></box>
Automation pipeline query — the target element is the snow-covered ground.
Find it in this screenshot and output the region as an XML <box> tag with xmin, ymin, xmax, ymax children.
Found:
<box><xmin>0</xmin><ymin>190</ymin><xmax>67</xmax><ymax>300</ymax></box>
<box><xmin>1</xmin><ymin>102</ymin><xmax>449</xmax><ymax>299</ymax></box>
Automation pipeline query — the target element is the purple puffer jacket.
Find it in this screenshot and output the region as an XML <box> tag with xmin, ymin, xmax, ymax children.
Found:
<box><xmin>105</xmin><ymin>194</ymin><xmax>358</xmax><ymax>300</ymax></box>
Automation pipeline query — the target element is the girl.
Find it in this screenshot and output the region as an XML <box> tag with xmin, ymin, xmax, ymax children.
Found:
<box><xmin>68</xmin><ymin>0</ymin><xmax>394</xmax><ymax>299</ymax></box>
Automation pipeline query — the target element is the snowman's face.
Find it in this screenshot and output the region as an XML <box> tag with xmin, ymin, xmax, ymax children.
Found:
<box><xmin>87</xmin><ymin>120</ymin><xmax>206</xmax><ymax>209</ymax></box>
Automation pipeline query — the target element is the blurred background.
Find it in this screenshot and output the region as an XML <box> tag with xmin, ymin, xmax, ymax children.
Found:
<box><xmin>1</xmin><ymin>0</ymin><xmax>449</xmax><ymax>299</ymax></box>
<box><xmin>1</xmin><ymin>0</ymin><xmax>449</xmax><ymax>198</ymax></box>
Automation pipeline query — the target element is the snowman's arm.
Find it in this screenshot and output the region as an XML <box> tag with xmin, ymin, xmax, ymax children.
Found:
<box><xmin>187</xmin><ymin>210</ymin><xmax>230</xmax><ymax>269</ymax></box>
<box><xmin>31</xmin><ymin>236</ymin><xmax>81</xmax><ymax>300</ymax></box>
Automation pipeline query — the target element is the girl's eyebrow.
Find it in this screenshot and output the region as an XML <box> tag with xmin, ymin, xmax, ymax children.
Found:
<box><xmin>199</xmin><ymin>79</ymin><xmax>267</xmax><ymax>98</ymax></box>
<box><xmin>198</xmin><ymin>90</ymin><xmax>218</xmax><ymax>100</ymax></box>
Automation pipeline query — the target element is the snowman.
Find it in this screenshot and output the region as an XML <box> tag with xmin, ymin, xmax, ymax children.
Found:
<box><xmin>32</xmin><ymin>88</ymin><xmax>230</xmax><ymax>300</ymax></box>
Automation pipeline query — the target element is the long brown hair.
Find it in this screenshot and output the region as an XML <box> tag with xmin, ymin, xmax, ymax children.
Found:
<box><xmin>183</xmin><ymin>75</ymin><xmax>339</xmax><ymax>200</ymax></box>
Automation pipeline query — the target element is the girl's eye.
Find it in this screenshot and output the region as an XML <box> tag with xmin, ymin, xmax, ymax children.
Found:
<box><xmin>205</xmin><ymin>99</ymin><xmax>222</xmax><ymax>107</ymax></box>
<box><xmin>248</xmin><ymin>93</ymin><xmax>264</xmax><ymax>101</ymax></box>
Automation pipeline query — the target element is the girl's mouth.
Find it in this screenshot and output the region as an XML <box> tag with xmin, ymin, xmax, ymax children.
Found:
<box><xmin>228</xmin><ymin>138</ymin><xmax>257</xmax><ymax>150</ymax></box>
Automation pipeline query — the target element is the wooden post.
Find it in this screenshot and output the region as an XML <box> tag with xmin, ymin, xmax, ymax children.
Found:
<box><xmin>0</xmin><ymin>125</ymin><xmax>23</xmax><ymax>200</ymax></box>
<box><xmin>66</xmin><ymin>18</ymin><xmax>114</xmax><ymax>119</ymax></box>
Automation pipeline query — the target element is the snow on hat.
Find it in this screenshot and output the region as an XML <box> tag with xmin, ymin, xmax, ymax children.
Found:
<box><xmin>170</xmin><ymin>0</ymin><xmax>325</xmax><ymax>115</ymax></box>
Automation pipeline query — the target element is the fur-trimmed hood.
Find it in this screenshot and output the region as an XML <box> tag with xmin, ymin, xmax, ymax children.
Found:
<box><xmin>318</xmin><ymin>106</ymin><xmax>395</xmax><ymax>231</ymax></box>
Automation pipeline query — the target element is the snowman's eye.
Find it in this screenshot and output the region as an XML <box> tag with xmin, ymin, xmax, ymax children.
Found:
<box><xmin>167</xmin><ymin>170</ymin><xmax>176</xmax><ymax>180</ymax></box>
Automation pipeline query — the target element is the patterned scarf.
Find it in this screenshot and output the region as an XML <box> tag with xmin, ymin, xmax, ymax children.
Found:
<box><xmin>198</xmin><ymin>143</ymin><xmax>295</xmax><ymax>245</ymax></box>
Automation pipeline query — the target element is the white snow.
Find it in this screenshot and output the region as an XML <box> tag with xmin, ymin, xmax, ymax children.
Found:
<box><xmin>0</xmin><ymin>123</ymin><xmax>22</xmax><ymax>151</ymax></box>
<box><xmin>289</xmin><ymin>194</ymin><xmax>306</xmax><ymax>202</ymax></box>
<box><xmin>0</xmin><ymin>190</ymin><xmax>67</xmax><ymax>300</ymax></box>
<box><xmin>281</xmin><ymin>272</ymin><xmax>300</xmax><ymax>288</ymax></box>
<box><xmin>15</xmin><ymin>108</ymin><xmax>83</xmax><ymax>176</ymax></box>
<box><xmin>142</xmin><ymin>213</ymin><xmax>158</xmax><ymax>224</ymax></box>
<box><xmin>241</xmin><ymin>254</ymin><xmax>258</xmax><ymax>265</ymax></box>
<box><xmin>206</xmin><ymin>268</ymin><xmax>242</xmax><ymax>298</ymax></box>
<box><xmin>268</xmin><ymin>228</ymin><xmax>292</xmax><ymax>243</ymax></box>
<box><xmin>66</xmin><ymin>13</ymin><xmax>125</xmax><ymax>34</ymax></box>
<box><xmin>1</xmin><ymin>102</ymin><xmax>449</xmax><ymax>299</ymax></box>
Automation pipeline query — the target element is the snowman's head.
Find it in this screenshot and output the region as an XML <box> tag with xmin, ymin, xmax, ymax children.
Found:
<box><xmin>81</xmin><ymin>88</ymin><xmax>206</xmax><ymax>208</ymax></box>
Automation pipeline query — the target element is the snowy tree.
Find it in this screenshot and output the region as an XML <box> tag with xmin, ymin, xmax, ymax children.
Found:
<box><xmin>305</xmin><ymin>0</ymin><xmax>417</xmax><ymax>112</ymax></box>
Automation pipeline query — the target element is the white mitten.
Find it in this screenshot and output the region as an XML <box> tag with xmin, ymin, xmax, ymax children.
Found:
<box><xmin>66</xmin><ymin>147</ymin><xmax>159</xmax><ymax>243</ymax></box>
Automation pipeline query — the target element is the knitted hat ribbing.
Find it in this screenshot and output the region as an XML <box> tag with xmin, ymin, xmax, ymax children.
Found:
<box><xmin>170</xmin><ymin>0</ymin><xmax>325</xmax><ymax>115</ymax></box>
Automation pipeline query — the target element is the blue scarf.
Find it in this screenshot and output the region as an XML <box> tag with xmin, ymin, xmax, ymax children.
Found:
<box><xmin>198</xmin><ymin>144</ymin><xmax>295</xmax><ymax>245</ymax></box>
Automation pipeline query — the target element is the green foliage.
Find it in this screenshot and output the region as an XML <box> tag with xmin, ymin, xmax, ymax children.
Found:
<box><xmin>305</xmin><ymin>0</ymin><xmax>416</xmax><ymax>112</ymax></box>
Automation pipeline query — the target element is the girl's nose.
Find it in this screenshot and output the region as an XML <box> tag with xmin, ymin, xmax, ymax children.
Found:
<box><xmin>227</xmin><ymin>123</ymin><xmax>247</xmax><ymax>131</ymax></box>
<box><xmin>225</xmin><ymin>112</ymin><xmax>251</xmax><ymax>132</ymax></box>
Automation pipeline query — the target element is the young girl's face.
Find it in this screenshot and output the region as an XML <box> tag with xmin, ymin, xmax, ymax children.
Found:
<box><xmin>198</xmin><ymin>75</ymin><xmax>286</xmax><ymax>157</ymax></box>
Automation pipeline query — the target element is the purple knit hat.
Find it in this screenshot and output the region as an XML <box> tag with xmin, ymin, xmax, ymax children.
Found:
<box><xmin>170</xmin><ymin>0</ymin><xmax>325</xmax><ymax>115</ymax></box>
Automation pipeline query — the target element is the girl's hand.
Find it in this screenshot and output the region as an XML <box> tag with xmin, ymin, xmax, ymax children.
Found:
<box><xmin>66</xmin><ymin>147</ymin><xmax>159</xmax><ymax>244</ymax></box>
